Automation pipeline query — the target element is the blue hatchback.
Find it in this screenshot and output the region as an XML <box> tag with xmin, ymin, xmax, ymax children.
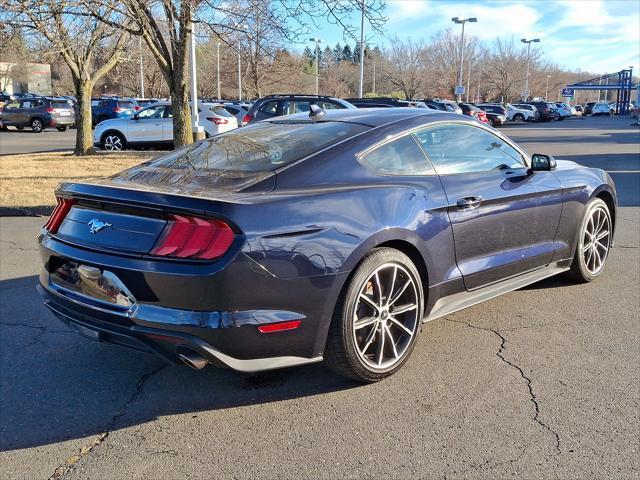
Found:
<box><xmin>91</xmin><ymin>97</ymin><xmax>138</xmax><ymax>125</ymax></box>
<box><xmin>37</xmin><ymin>108</ymin><xmax>617</xmax><ymax>382</ymax></box>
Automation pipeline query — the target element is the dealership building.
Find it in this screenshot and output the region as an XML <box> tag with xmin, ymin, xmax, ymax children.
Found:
<box><xmin>0</xmin><ymin>62</ymin><xmax>52</xmax><ymax>96</ymax></box>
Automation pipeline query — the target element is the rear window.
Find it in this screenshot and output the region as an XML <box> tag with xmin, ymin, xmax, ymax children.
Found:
<box><xmin>118</xmin><ymin>101</ymin><xmax>134</xmax><ymax>108</ymax></box>
<box><xmin>51</xmin><ymin>101</ymin><xmax>72</xmax><ymax>109</ymax></box>
<box><xmin>141</xmin><ymin>121</ymin><xmax>368</xmax><ymax>173</ymax></box>
<box><xmin>208</xmin><ymin>106</ymin><xmax>233</xmax><ymax>117</ymax></box>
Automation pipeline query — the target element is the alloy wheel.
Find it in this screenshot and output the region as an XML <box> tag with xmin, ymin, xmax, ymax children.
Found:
<box><xmin>104</xmin><ymin>135</ymin><xmax>123</xmax><ymax>151</ymax></box>
<box><xmin>352</xmin><ymin>263</ymin><xmax>419</xmax><ymax>370</ymax></box>
<box><xmin>32</xmin><ymin>119</ymin><xmax>42</xmax><ymax>132</ymax></box>
<box><xmin>581</xmin><ymin>205</ymin><xmax>610</xmax><ymax>275</ymax></box>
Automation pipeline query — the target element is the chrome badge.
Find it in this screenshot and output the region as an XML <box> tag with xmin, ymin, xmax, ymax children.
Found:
<box><xmin>88</xmin><ymin>219</ymin><xmax>113</xmax><ymax>234</ymax></box>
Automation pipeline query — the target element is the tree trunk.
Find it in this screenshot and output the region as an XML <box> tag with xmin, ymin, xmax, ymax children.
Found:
<box><xmin>171</xmin><ymin>79</ymin><xmax>192</xmax><ymax>148</ymax></box>
<box><xmin>73</xmin><ymin>79</ymin><xmax>95</xmax><ymax>156</ymax></box>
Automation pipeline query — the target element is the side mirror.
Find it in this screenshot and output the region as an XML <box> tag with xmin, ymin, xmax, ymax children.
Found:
<box><xmin>530</xmin><ymin>153</ymin><xmax>557</xmax><ymax>171</ymax></box>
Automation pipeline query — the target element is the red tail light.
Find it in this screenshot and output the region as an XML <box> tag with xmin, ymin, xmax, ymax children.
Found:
<box><xmin>114</xmin><ymin>107</ymin><xmax>123</xmax><ymax>112</ymax></box>
<box><xmin>44</xmin><ymin>198</ymin><xmax>76</xmax><ymax>233</ymax></box>
<box><xmin>478</xmin><ymin>111</ymin><xmax>488</xmax><ymax>122</ymax></box>
<box><xmin>257</xmin><ymin>320</ymin><xmax>302</xmax><ymax>334</ymax></box>
<box><xmin>150</xmin><ymin>215</ymin><xmax>234</xmax><ymax>260</ymax></box>
<box><xmin>134</xmin><ymin>106</ymin><xmax>142</xmax><ymax>111</ymax></box>
<box><xmin>45</xmin><ymin>107</ymin><xmax>55</xmax><ymax>113</ymax></box>
<box><xmin>242</xmin><ymin>114</ymin><xmax>253</xmax><ymax>125</ymax></box>
<box><xmin>206</xmin><ymin>117</ymin><xmax>228</xmax><ymax>125</ymax></box>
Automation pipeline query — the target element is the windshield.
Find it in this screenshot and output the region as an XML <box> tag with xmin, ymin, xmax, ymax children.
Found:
<box><xmin>137</xmin><ymin>120</ymin><xmax>369</xmax><ymax>174</ymax></box>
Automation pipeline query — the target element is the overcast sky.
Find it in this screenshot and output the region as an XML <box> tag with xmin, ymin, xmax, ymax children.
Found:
<box><xmin>312</xmin><ymin>0</ymin><xmax>639</xmax><ymax>75</ymax></box>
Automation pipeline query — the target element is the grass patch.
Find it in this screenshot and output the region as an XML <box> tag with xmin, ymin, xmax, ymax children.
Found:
<box><xmin>0</xmin><ymin>151</ymin><xmax>159</xmax><ymax>215</ymax></box>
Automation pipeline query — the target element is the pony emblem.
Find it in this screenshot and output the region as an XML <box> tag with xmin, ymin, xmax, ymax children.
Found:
<box><xmin>88</xmin><ymin>219</ymin><xmax>113</xmax><ymax>234</ymax></box>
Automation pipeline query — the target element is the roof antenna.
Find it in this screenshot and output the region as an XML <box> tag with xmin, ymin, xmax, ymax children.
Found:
<box><xmin>309</xmin><ymin>103</ymin><xmax>326</xmax><ymax>120</ymax></box>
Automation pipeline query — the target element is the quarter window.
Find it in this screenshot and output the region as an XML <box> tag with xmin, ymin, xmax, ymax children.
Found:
<box><xmin>259</xmin><ymin>101</ymin><xmax>278</xmax><ymax>115</ymax></box>
<box><xmin>359</xmin><ymin>135</ymin><xmax>435</xmax><ymax>176</ymax></box>
<box><xmin>414</xmin><ymin>123</ymin><xmax>524</xmax><ymax>174</ymax></box>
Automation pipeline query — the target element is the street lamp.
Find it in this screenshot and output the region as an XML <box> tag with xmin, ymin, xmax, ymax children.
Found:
<box><xmin>235</xmin><ymin>24</ymin><xmax>249</xmax><ymax>101</ymax></box>
<box><xmin>139</xmin><ymin>36</ymin><xmax>145</xmax><ymax>98</ymax></box>
<box><xmin>216</xmin><ymin>41</ymin><xmax>221</xmax><ymax>101</ymax></box>
<box><xmin>521</xmin><ymin>38</ymin><xmax>540</xmax><ymax>102</ymax></box>
<box><xmin>189</xmin><ymin>19</ymin><xmax>203</xmax><ymax>140</ymax></box>
<box><xmin>358</xmin><ymin>1</ymin><xmax>365</xmax><ymax>98</ymax></box>
<box><xmin>309</xmin><ymin>38</ymin><xmax>323</xmax><ymax>95</ymax></box>
<box><xmin>452</xmin><ymin>17</ymin><xmax>477</xmax><ymax>102</ymax></box>
<box><xmin>545</xmin><ymin>74</ymin><xmax>550</xmax><ymax>101</ymax></box>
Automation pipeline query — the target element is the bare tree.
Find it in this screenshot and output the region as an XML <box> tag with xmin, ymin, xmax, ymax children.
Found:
<box><xmin>382</xmin><ymin>37</ymin><xmax>427</xmax><ymax>100</ymax></box>
<box><xmin>2</xmin><ymin>0</ymin><xmax>128</xmax><ymax>155</ymax></box>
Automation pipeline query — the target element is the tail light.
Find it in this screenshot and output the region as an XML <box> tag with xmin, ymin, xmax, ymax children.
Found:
<box><xmin>150</xmin><ymin>214</ymin><xmax>234</xmax><ymax>260</ymax></box>
<box><xmin>114</xmin><ymin>107</ymin><xmax>123</xmax><ymax>112</ymax></box>
<box><xmin>44</xmin><ymin>198</ymin><xmax>76</xmax><ymax>234</ymax></box>
<box><xmin>242</xmin><ymin>113</ymin><xmax>253</xmax><ymax>125</ymax></box>
<box><xmin>206</xmin><ymin>117</ymin><xmax>228</xmax><ymax>125</ymax></box>
<box><xmin>45</xmin><ymin>107</ymin><xmax>55</xmax><ymax>113</ymax></box>
<box><xmin>134</xmin><ymin>106</ymin><xmax>142</xmax><ymax>111</ymax></box>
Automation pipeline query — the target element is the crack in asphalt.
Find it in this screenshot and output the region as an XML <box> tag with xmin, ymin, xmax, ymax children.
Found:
<box><xmin>48</xmin><ymin>363</ymin><xmax>167</xmax><ymax>480</ymax></box>
<box><xmin>0</xmin><ymin>322</ymin><xmax>70</xmax><ymax>348</ymax></box>
<box><xmin>0</xmin><ymin>239</ymin><xmax>38</xmax><ymax>252</ymax></box>
<box><xmin>446</xmin><ymin>317</ymin><xmax>562</xmax><ymax>455</ymax></box>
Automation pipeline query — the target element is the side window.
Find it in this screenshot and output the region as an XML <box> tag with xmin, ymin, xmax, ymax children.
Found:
<box><xmin>164</xmin><ymin>106</ymin><xmax>173</xmax><ymax>118</ymax></box>
<box><xmin>316</xmin><ymin>101</ymin><xmax>342</xmax><ymax>110</ymax></box>
<box><xmin>259</xmin><ymin>101</ymin><xmax>278</xmax><ymax>115</ymax></box>
<box><xmin>414</xmin><ymin>123</ymin><xmax>525</xmax><ymax>175</ymax></box>
<box><xmin>5</xmin><ymin>101</ymin><xmax>20</xmax><ymax>109</ymax></box>
<box><xmin>358</xmin><ymin>135</ymin><xmax>435</xmax><ymax>176</ymax></box>
<box><xmin>137</xmin><ymin>105</ymin><xmax>165</xmax><ymax>119</ymax></box>
<box><xmin>33</xmin><ymin>100</ymin><xmax>44</xmax><ymax>108</ymax></box>
<box><xmin>20</xmin><ymin>101</ymin><xmax>32</xmax><ymax>108</ymax></box>
<box><xmin>281</xmin><ymin>100</ymin><xmax>311</xmax><ymax>114</ymax></box>
<box><xmin>225</xmin><ymin>106</ymin><xmax>239</xmax><ymax>115</ymax></box>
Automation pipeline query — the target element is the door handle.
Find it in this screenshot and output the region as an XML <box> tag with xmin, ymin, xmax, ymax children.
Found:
<box><xmin>456</xmin><ymin>196</ymin><xmax>483</xmax><ymax>210</ymax></box>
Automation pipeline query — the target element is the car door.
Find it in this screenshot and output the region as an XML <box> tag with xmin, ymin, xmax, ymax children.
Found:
<box><xmin>161</xmin><ymin>105</ymin><xmax>173</xmax><ymax>142</ymax></box>
<box><xmin>1</xmin><ymin>101</ymin><xmax>21</xmax><ymax>126</ymax></box>
<box><xmin>414</xmin><ymin>122</ymin><xmax>563</xmax><ymax>291</ymax></box>
<box><xmin>127</xmin><ymin>105</ymin><xmax>166</xmax><ymax>143</ymax></box>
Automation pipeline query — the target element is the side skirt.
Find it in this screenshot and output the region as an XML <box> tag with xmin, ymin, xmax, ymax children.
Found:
<box><xmin>423</xmin><ymin>263</ymin><xmax>569</xmax><ymax>323</ymax></box>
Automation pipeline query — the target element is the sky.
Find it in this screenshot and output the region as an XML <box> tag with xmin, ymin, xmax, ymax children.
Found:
<box><xmin>311</xmin><ymin>0</ymin><xmax>640</xmax><ymax>75</ymax></box>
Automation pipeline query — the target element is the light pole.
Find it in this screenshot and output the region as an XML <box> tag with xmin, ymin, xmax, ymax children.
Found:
<box><xmin>235</xmin><ymin>24</ymin><xmax>248</xmax><ymax>101</ymax></box>
<box><xmin>139</xmin><ymin>36</ymin><xmax>145</xmax><ymax>98</ymax></box>
<box><xmin>216</xmin><ymin>41</ymin><xmax>221</xmax><ymax>101</ymax></box>
<box><xmin>521</xmin><ymin>37</ymin><xmax>540</xmax><ymax>101</ymax></box>
<box><xmin>190</xmin><ymin>19</ymin><xmax>204</xmax><ymax>140</ymax></box>
<box><xmin>452</xmin><ymin>17</ymin><xmax>477</xmax><ymax>102</ymax></box>
<box><xmin>309</xmin><ymin>38</ymin><xmax>323</xmax><ymax>95</ymax></box>
<box><xmin>545</xmin><ymin>74</ymin><xmax>550</xmax><ymax>100</ymax></box>
<box><xmin>372</xmin><ymin>53</ymin><xmax>376</xmax><ymax>95</ymax></box>
<box><xmin>358</xmin><ymin>0</ymin><xmax>365</xmax><ymax>98</ymax></box>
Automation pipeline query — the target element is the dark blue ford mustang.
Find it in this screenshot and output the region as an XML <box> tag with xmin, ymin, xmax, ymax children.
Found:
<box><xmin>38</xmin><ymin>108</ymin><xmax>617</xmax><ymax>382</ymax></box>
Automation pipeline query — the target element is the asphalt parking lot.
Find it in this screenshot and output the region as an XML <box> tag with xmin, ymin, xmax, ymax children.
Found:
<box><xmin>0</xmin><ymin>116</ymin><xmax>638</xmax><ymax>479</ymax></box>
<box><xmin>0</xmin><ymin>127</ymin><xmax>76</xmax><ymax>155</ymax></box>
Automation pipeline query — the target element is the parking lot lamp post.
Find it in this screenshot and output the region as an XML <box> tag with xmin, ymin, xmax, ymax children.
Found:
<box><xmin>235</xmin><ymin>24</ymin><xmax>248</xmax><ymax>101</ymax></box>
<box><xmin>309</xmin><ymin>38</ymin><xmax>322</xmax><ymax>95</ymax></box>
<box><xmin>358</xmin><ymin>1</ymin><xmax>365</xmax><ymax>98</ymax></box>
<box><xmin>452</xmin><ymin>17</ymin><xmax>477</xmax><ymax>102</ymax></box>
<box><xmin>190</xmin><ymin>20</ymin><xmax>203</xmax><ymax>140</ymax></box>
<box><xmin>521</xmin><ymin>38</ymin><xmax>540</xmax><ymax>102</ymax></box>
<box><xmin>545</xmin><ymin>74</ymin><xmax>550</xmax><ymax>101</ymax></box>
<box><xmin>372</xmin><ymin>53</ymin><xmax>376</xmax><ymax>95</ymax></box>
<box><xmin>216</xmin><ymin>41</ymin><xmax>221</xmax><ymax>101</ymax></box>
<box><xmin>139</xmin><ymin>37</ymin><xmax>145</xmax><ymax>98</ymax></box>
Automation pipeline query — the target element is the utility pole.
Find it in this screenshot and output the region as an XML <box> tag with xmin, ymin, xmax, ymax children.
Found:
<box><xmin>358</xmin><ymin>0</ymin><xmax>365</xmax><ymax>98</ymax></box>
<box><xmin>466</xmin><ymin>59</ymin><xmax>471</xmax><ymax>103</ymax></box>
<box><xmin>139</xmin><ymin>36</ymin><xmax>144</xmax><ymax>98</ymax></box>
<box><xmin>521</xmin><ymin>38</ymin><xmax>540</xmax><ymax>102</ymax></box>
<box><xmin>545</xmin><ymin>74</ymin><xmax>550</xmax><ymax>101</ymax></box>
<box><xmin>372</xmin><ymin>54</ymin><xmax>376</xmax><ymax>95</ymax></box>
<box><xmin>216</xmin><ymin>41</ymin><xmax>221</xmax><ymax>101</ymax></box>
<box><xmin>309</xmin><ymin>38</ymin><xmax>323</xmax><ymax>95</ymax></box>
<box><xmin>235</xmin><ymin>24</ymin><xmax>248</xmax><ymax>101</ymax></box>
<box><xmin>452</xmin><ymin>17</ymin><xmax>477</xmax><ymax>102</ymax></box>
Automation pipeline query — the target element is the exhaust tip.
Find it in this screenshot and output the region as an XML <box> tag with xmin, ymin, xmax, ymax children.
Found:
<box><xmin>178</xmin><ymin>350</ymin><xmax>208</xmax><ymax>370</ymax></box>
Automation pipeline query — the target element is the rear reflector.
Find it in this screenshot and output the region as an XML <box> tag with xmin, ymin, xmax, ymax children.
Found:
<box><xmin>257</xmin><ymin>320</ymin><xmax>302</xmax><ymax>334</ymax></box>
<box><xmin>44</xmin><ymin>198</ymin><xmax>76</xmax><ymax>234</ymax></box>
<box><xmin>150</xmin><ymin>214</ymin><xmax>234</xmax><ymax>260</ymax></box>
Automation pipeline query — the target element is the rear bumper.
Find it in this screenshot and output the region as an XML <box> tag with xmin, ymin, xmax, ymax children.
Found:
<box><xmin>38</xmin><ymin>282</ymin><xmax>323</xmax><ymax>372</ymax></box>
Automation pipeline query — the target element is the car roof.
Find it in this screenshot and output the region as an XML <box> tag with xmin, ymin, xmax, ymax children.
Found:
<box><xmin>267</xmin><ymin>107</ymin><xmax>451</xmax><ymax>127</ymax></box>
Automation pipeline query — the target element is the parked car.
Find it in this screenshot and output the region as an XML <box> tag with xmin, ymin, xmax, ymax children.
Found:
<box><xmin>243</xmin><ymin>94</ymin><xmax>355</xmax><ymax>125</ymax></box>
<box><xmin>592</xmin><ymin>102</ymin><xmax>612</xmax><ymax>116</ymax></box>
<box><xmin>523</xmin><ymin>101</ymin><xmax>555</xmax><ymax>122</ymax></box>
<box><xmin>554</xmin><ymin>103</ymin><xmax>572</xmax><ymax>119</ymax></box>
<box><xmin>0</xmin><ymin>96</ymin><xmax>75</xmax><ymax>132</ymax></box>
<box><xmin>458</xmin><ymin>103</ymin><xmax>489</xmax><ymax>124</ymax></box>
<box><xmin>94</xmin><ymin>102</ymin><xmax>239</xmax><ymax>150</ymax></box>
<box><xmin>135</xmin><ymin>98</ymin><xmax>159</xmax><ymax>108</ymax></box>
<box><xmin>420</xmin><ymin>99</ymin><xmax>463</xmax><ymax>114</ymax></box>
<box><xmin>574</xmin><ymin>105</ymin><xmax>584</xmax><ymax>116</ymax></box>
<box><xmin>584</xmin><ymin>102</ymin><xmax>597</xmax><ymax>115</ymax></box>
<box><xmin>223</xmin><ymin>103</ymin><xmax>250</xmax><ymax>125</ymax></box>
<box><xmin>476</xmin><ymin>105</ymin><xmax>507</xmax><ymax>127</ymax></box>
<box><xmin>39</xmin><ymin>107</ymin><xmax>617</xmax><ymax>382</ymax></box>
<box><xmin>0</xmin><ymin>91</ymin><xmax>15</xmax><ymax>106</ymax></box>
<box><xmin>198</xmin><ymin>102</ymin><xmax>238</xmax><ymax>136</ymax></box>
<box><xmin>346</xmin><ymin>97</ymin><xmax>428</xmax><ymax>109</ymax></box>
<box><xmin>91</xmin><ymin>97</ymin><xmax>138</xmax><ymax>125</ymax></box>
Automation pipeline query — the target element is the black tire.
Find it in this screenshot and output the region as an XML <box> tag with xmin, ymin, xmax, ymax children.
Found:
<box><xmin>513</xmin><ymin>113</ymin><xmax>525</xmax><ymax>122</ymax></box>
<box><xmin>324</xmin><ymin>248</ymin><xmax>424</xmax><ymax>383</ymax></box>
<box><xmin>31</xmin><ymin>117</ymin><xmax>43</xmax><ymax>133</ymax></box>
<box><xmin>566</xmin><ymin>198</ymin><xmax>612</xmax><ymax>283</ymax></box>
<box><xmin>56</xmin><ymin>126</ymin><xmax>67</xmax><ymax>132</ymax></box>
<box><xmin>488</xmin><ymin>118</ymin><xmax>495</xmax><ymax>127</ymax></box>
<box><xmin>553</xmin><ymin>112</ymin><xmax>560</xmax><ymax>121</ymax></box>
<box><xmin>101</xmin><ymin>131</ymin><xmax>126</xmax><ymax>151</ymax></box>
<box><xmin>16</xmin><ymin>125</ymin><xmax>24</xmax><ymax>130</ymax></box>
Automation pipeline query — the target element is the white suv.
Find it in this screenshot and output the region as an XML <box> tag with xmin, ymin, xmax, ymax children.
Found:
<box><xmin>94</xmin><ymin>102</ymin><xmax>238</xmax><ymax>151</ymax></box>
<box><xmin>592</xmin><ymin>102</ymin><xmax>612</xmax><ymax>116</ymax></box>
<box><xmin>507</xmin><ymin>103</ymin><xmax>539</xmax><ymax>122</ymax></box>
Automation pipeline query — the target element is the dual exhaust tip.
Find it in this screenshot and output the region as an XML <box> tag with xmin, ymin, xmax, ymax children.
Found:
<box><xmin>177</xmin><ymin>349</ymin><xmax>208</xmax><ymax>370</ymax></box>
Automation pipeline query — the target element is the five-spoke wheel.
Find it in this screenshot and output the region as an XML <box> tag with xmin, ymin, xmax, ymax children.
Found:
<box><xmin>568</xmin><ymin>198</ymin><xmax>612</xmax><ymax>282</ymax></box>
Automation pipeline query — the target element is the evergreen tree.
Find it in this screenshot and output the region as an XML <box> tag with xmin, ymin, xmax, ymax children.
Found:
<box><xmin>302</xmin><ymin>45</ymin><xmax>314</xmax><ymax>66</ymax></box>
<box><xmin>342</xmin><ymin>44</ymin><xmax>353</xmax><ymax>63</ymax></box>
<box><xmin>333</xmin><ymin>43</ymin><xmax>343</xmax><ymax>62</ymax></box>
<box><xmin>322</xmin><ymin>45</ymin><xmax>333</xmax><ymax>68</ymax></box>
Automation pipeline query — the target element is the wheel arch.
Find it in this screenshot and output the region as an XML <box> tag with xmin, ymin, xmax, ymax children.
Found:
<box><xmin>100</xmin><ymin>129</ymin><xmax>127</xmax><ymax>145</ymax></box>
<box><xmin>593</xmin><ymin>187</ymin><xmax>616</xmax><ymax>238</ymax></box>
